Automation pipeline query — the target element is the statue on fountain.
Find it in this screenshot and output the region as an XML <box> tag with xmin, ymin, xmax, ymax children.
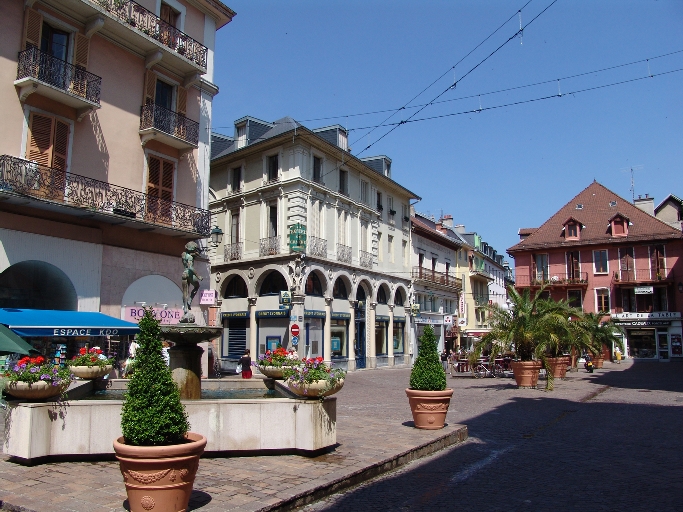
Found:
<box><xmin>181</xmin><ymin>241</ymin><xmax>203</xmax><ymax>323</ymax></box>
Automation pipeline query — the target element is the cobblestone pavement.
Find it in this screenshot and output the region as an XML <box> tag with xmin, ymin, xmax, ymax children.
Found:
<box><xmin>0</xmin><ymin>367</ymin><xmax>466</xmax><ymax>512</ymax></box>
<box><xmin>302</xmin><ymin>360</ymin><xmax>683</xmax><ymax>512</ymax></box>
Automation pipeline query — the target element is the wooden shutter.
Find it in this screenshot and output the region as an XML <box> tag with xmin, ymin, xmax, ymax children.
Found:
<box><xmin>146</xmin><ymin>154</ymin><xmax>174</xmax><ymax>223</ymax></box>
<box><xmin>531</xmin><ymin>254</ymin><xmax>537</xmax><ymax>282</ymax></box>
<box><xmin>144</xmin><ymin>71</ymin><xmax>156</xmax><ymax>105</ymax></box>
<box><xmin>51</xmin><ymin>120</ymin><xmax>70</xmax><ymax>171</ymax></box>
<box><xmin>176</xmin><ymin>86</ymin><xmax>187</xmax><ymax>116</ymax></box>
<box><xmin>27</xmin><ymin>113</ymin><xmax>55</xmax><ymax>166</ymax></box>
<box><xmin>23</xmin><ymin>8</ymin><xmax>42</xmax><ymax>50</ymax></box>
<box><xmin>74</xmin><ymin>33</ymin><xmax>90</xmax><ymax>68</ymax></box>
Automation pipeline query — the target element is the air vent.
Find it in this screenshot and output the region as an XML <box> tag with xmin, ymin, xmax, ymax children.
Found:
<box><xmin>576</xmin><ymin>204</ymin><xmax>583</xmax><ymax>210</ymax></box>
<box><xmin>609</xmin><ymin>201</ymin><xmax>617</xmax><ymax>207</ymax></box>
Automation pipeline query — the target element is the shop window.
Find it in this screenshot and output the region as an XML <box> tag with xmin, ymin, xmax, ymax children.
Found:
<box><xmin>393</xmin><ymin>324</ymin><xmax>404</xmax><ymax>353</ymax></box>
<box><xmin>223</xmin><ymin>276</ymin><xmax>247</xmax><ymax>298</ymax></box>
<box><xmin>305</xmin><ymin>272</ymin><xmax>323</xmax><ymax>296</ymax></box>
<box><xmin>259</xmin><ymin>271</ymin><xmax>288</xmax><ymax>296</ymax></box>
<box><xmin>596</xmin><ymin>289</ymin><xmax>610</xmax><ymax>313</ymax></box>
<box><xmin>394</xmin><ymin>289</ymin><xmax>404</xmax><ymax>306</ymax></box>
<box><xmin>377</xmin><ymin>286</ymin><xmax>388</xmax><ymax>304</ymax></box>
<box><xmin>375</xmin><ymin>322</ymin><xmax>387</xmax><ymax>355</ymax></box>
<box><xmin>567</xmin><ymin>290</ymin><xmax>582</xmax><ymax>309</ymax></box>
<box><xmin>331</xmin><ymin>319</ymin><xmax>347</xmax><ymax>358</ymax></box>
<box><xmin>332</xmin><ymin>278</ymin><xmax>348</xmax><ymax>299</ymax></box>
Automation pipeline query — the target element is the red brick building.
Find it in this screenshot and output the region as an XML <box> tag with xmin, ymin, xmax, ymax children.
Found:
<box><xmin>508</xmin><ymin>181</ymin><xmax>683</xmax><ymax>361</ymax></box>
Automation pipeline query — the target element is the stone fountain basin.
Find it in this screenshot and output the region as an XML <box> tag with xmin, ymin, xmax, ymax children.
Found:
<box><xmin>3</xmin><ymin>379</ymin><xmax>336</xmax><ymax>463</ymax></box>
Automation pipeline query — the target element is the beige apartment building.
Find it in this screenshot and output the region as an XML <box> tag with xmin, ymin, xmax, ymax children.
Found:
<box><xmin>0</xmin><ymin>0</ymin><xmax>234</xmax><ymax>342</ymax></box>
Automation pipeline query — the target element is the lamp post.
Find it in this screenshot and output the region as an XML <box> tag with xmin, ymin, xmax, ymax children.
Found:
<box><xmin>209</xmin><ymin>226</ymin><xmax>223</xmax><ymax>247</ymax></box>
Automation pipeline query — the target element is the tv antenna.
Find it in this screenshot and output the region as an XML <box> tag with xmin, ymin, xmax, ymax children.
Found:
<box><xmin>621</xmin><ymin>165</ymin><xmax>643</xmax><ymax>202</ymax></box>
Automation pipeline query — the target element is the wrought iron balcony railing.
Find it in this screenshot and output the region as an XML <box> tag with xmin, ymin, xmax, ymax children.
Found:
<box><xmin>473</xmin><ymin>295</ymin><xmax>490</xmax><ymax>307</ymax></box>
<box><xmin>308</xmin><ymin>235</ymin><xmax>327</xmax><ymax>258</ymax></box>
<box><xmin>469</xmin><ymin>266</ymin><xmax>494</xmax><ymax>280</ymax></box>
<box><xmin>515</xmin><ymin>272</ymin><xmax>589</xmax><ymax>287</ymax></box>
<box><xmin>140</xmin><ymin>103</ymin><xmax>199</xmax><ymax>147</ymax></box>
<box><xmin>0</xmin><ymin>155</ymin><xmax>209</xmax><ymax>235</ymax></box>
<box><xmin>224</xmin><ymin>242</ymin><xmax>242</xmax><ymax>261</ymax></box>
<box><xmin>337</xmin><ymin>243</ymin><xmax>352</xmax><ymax>264</ymax></box>
<box><xmin>259</xmin><ymin>236</ymin><xmax>280</xmax><ymax>256</ymax></box>
<box><xmin>94</xmin><ymin>0</ymin><xmax>207</xmax><ymax>68</ymax></box>
<box><xmin>613</xmin><ymin>267</ymin><xmax>673</xmax><ymax>283</ymax></box>
<box><xmin>411</xmin><ymin>267</ymin><xmax>462</xmax><ymax>289</ymax></box>
<box><xmin>359</xmin><ymin>249</ymin><xmax>373</xmax><ymax>269</ymax></box>
<box><xmin>16</xmin><ymin>47</ymin><xmax>102</xmax><ymax>106</ymax></box>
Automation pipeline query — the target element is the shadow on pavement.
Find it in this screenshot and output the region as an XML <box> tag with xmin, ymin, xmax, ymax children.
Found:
<box><xmin>587</xmin><ymin>361</ymin><xmax>683</xmax><ymax>393</ymax></box>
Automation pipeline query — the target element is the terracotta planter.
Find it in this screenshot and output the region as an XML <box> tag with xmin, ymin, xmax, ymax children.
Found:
<box><xmin>5</xmin><ymin>380</ymin><xmax>65</xmax><ymax>400</ymax></box>
<box><xmin>113</xmin><ymin>432</ymin><xmax>206</xmax><ymax>512</ymax></box>
<box><xmin>70</xmin><ymin>365</ymin><xmax>112</xmax><ymax>379</ymax></box>
<box><xmin>286</xmin><ymin>379</ymin><xmax>344</xmax><ymax>398</ymax></box>
<box><xmin>593</xmin><ymin>356</ymin><xmax>604</xmax><ymax>369</ymax></box>
<box><xmin>258</xmin><ymin>365</ymin><xmax>297</xmax><ymax>379</ymax></box>
<box><xmin>511</xmin><ymin>361</ymin><xmax>542</xmax><ymax>388</ymax></box>
<box><xmin>546</xmin><ymin>357</ymin><xmax>570</xmax><ymax>379</ymax></box>
<box><xmin>405</xmin><ymin>388</ymin><xmax>454</xmax><ymax>430</ymax></box>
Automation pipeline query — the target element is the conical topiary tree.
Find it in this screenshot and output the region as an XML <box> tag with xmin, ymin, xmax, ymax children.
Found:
<box><xmin>121</xmin><ymin>307</ymin><xmax>189</xmax><ymax>445</ymax></box>
<box><xmin>409</xmin><ymin>325</ymin><xmax>447</xmax><ymax>391</ymax></box>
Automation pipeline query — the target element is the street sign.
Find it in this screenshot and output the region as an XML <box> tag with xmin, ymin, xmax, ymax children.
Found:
<box><xmin>291</xmin><ymin>324</ymin><xmax>300</xmax><ymax>337</ymax></box>
<box><xmin>288</xmin><ymin>223</ymin><xmax>307</xmax><ymax>253</ymax></box>
<box><xmin>280</xmin><ymin>291</ymin><xmax>292</xmax><ymax>305</ymax></box>
<box><xmin>444</xmin><ymin>315</ymin><xmax>453</xmax><ymax>325</ymax></box>
<box><xmin>291</xmin><ymin>335</ymin><xmax>299</xmax><ymax>347</ymax></box>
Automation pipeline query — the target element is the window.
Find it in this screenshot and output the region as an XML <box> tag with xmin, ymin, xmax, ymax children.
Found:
<box><xmin>224</xmin><ymin>276</ymin><xmax>247</xmax><ymax>298</ymax></box>
<box><xmin>533</xmin><ymin>253</ymin><xmax>548</xmax><ymax>281</ymax></box>
<box><xmin>621</xmin><ymin>288</ymin><xmax>636</xmax><ymax>313</ymax></box>
<box><xmin>446</xmin><ymin>262</ymin><xmax>451</xmax><ymax>277</ymax></box>
<box><xmin>268</xmin><ymin>203</ymin><xmax>278</xmax><ymax>237</ymax></box>
<box><xmin>267</xmin><ymin>154</ymin><xmax>278</xmax><ymax>182</ymax></box>
<box><xmin>146</xmin><ymin>154</ymin><xmax>174</xmax><ymax>219</ymax></box>
<box><xmin>388</xmin><ymin>196</ymin><xmax>394</xmax><ymax>214</ymax></box>
<box><xmin>654</xmin><ymin>287</ymin><xmax>668</xmax><ymax>312</ymax></box>
<box><xmin>155</xmin><ymin>79</ymin><xmax>174</xmax><ymax>111</ymax></box>
<box><xmin>619</xmin><ymin>247</ymin><xmax>635</xmax><ymax>281</ymax></box>
<box><xmin>650</xmin><ymin>245</ymin><xmax>666</xmax><ymax>279</ymax></box>
<box><xmin>230</xmin><ymin>210</ymin><xmax>239</xmax><ymax>243</ymax></box>
<box><xmin>593</xmin><ymin>250</ymin><xmax>608</xmax><ymax>274</ymax></box>
<box><xmin>402</xmin><ymin>204</ymin><xmax>409</xmax><ymax>228</ymax></box>
<box><xmin>596</xmin><ymin>289</ymin><xmax>610</xmax><ymax>313</ymax></box>
<box><xmin>612</xmin><ymin>218</ymin><xmax>626</xmax><ymax>236</ymax></box>
<box><xmin>236</xmin><ymin>124</ymin><xmax>246</xmax><ymax>149</ymax></box>
<box><xmin>231</xmin><ymin>167</ymin><xmax>241</xmax><ymax>193</ymax></box>
<box><xmin>360</xmin><ymin>180</ymin><xmax>368</xmax><ymax>204</ymax></box>
<box><xmin>388</xmin><ymin>235</ymin><xmax>394</xmax><ymax>262</ymax></box>
<box><xmin>333</xmin><ymin>279</ymin><xmax>348</xmax><ymax>299</ymax></box>
<box><xmin>339</xmin><ymin>169</ymin><xmax>348</xmax><ymax>195</ymax></box>
<box><xmin>338</xmin><ymin>210</ymin><xmax>347</xmax><ymax>245</ymax></box>
<box><xmin>310</xmin><ymin>200</ymin><xmax>323</xmax><ymax>238</ymax></box>
<box><xmin>377</xmin><ymin>286</ymin><xmax>387</xmax><ymax>304</ymax></box>
<box><xmin>395</xmin><ymin>289</ymin><xmax>404</xmax><ymax>306</ymax></box>
<box><xmin>361</xmin><ymin>221</ymin><xmax>369</xmax><ymax>251</ymax></box>
<box><xmin>26</xmin><ymin>112</ymin><xmax>70</xmax><ymax>171</ymax></box>
<box><xmin>41</xmin><ymin>22</ymin><xmax>69</xmax><ymax>61</ymax></box>
<box><xmin>402</xmin><ymin>240</ymin><xmax>408</xmax><ymax>266</ymax></box>
<box><xmin>567</xmin><ymin>223</ymin><xmax>578</xmax><ymax>238</ymax></box>
<box><xmin>313</xmin><ymin>156</ymin><xmax>322</xmax><ymax>183</ymax></box>
<box><xmin>566</xmin><ymin>251</ymin><xmax>580</xmax><ymax>280</ymax></box>
<box><xmin>377</xmin><ymin>232</ymin><xmax>383</xmax><ymax>261</ymax></box>
<box><xmin>432</xmin><ymin>257</ymin><xmax>437</xmax><ymax>272</ymax></box>
<box><xmin>259</xmin><ymin>271</ymin><xmax>288</xmax><ymax>296</ymax></box>
<box><xmin>305</xmin><ymin>272</ymin><xmax>323</xmax><ymax>296</ymax></box>
<box><xmin>376</xmin><ymin>191</ymin><xmax>383</xmax><ymax>211</ymax></box>
<box><xmin>567</xmin><ymin>290</ymin><xmax>582</xmax><ymax>309</ymax></box>
<box><xmin>160</xmin><ymin>2</ymin><xmax>179</xmax><ymax>27</ymax></box>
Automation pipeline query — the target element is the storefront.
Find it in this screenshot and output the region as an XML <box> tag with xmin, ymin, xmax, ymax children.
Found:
<box><xmin>393</xmin><ymin>317</ymin><xmax>405</xmax><ymax>364</ymax></box>
<box><xmin>220</xmin><ymin>311</ymin><xmax>250</xmax><ymax>360</ymax></box>
<box><xmin>303</xmin><ymin>310</ymin><xmax>325</xmax><ymax>359</ymax></box>
<box><xmin>256</xmin><ymin>310</ymin><xmax>291</xmax><ymax>356</ymax></box>
<box><xmin>375</xmin><ymin>315</ymin><xmax>389</xmax><ymax>365</ymax></box>
<box><xmin>611</xmin><ymin>312</ymin><xmax>683</xmax><ymax>361</ymax></box>
<box><xmin>331</xmin><ymin>312</ymin><xmax>350</xmax><ymax>360</ymax></box>
<box><xmin>414</xmin><ymin>315</ymin><xmax>444</xmax><ymax>351</ymax></box>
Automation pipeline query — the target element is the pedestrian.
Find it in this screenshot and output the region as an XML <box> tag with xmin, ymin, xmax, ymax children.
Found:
<box><xmin>161</xmin><ymin>341</ymin><xmax>170</xmax><ymax>366</ymax></box>
<box><xmin>440</xmin><ymin>349</ymin><xmax>449</xmax><ymax>372</ymax></box>
<box><xmin>239</xmin><ymin>349</ymin><xmax>252</xmax><ymax>379</ymax></box>
<box><xmin>615</xmin><ymin>346</ymin><xmax>622</xmax><ymax>364</ymax></box>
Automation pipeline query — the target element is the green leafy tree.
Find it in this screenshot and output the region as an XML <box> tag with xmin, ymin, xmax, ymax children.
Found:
<box><xmin>121</xmin><ymin>308</ymin><xmax>189</xmax><ymax>445</ymax></box>
<box><xmin>409</xmin><ymin>325</ymin><xmax>447</xmax><ymax>391</ymax></box>
<box><xmin>577</xmin><ymin>312</ymin><xmax>624</xmax><ymax>359</ymax></box>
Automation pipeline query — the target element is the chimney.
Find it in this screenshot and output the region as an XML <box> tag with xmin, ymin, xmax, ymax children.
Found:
<box><xmin>435</xmin><ymin>220</ymin><xmax>443</xmax><ymax>233</ymax></box>
<box><xmin>454</xmin><ymin>224</ymin><xmax>466</xmax><ymax>234</ymax></box>
<box><xmin>441</xmin><ymin>214</ymin><xmax>453</xmax><ymax>228</ymax></box>
<box><xmin>634</xmin><ymin>194</ymin><xmax>655</xmax><ymax>216</ymax></box>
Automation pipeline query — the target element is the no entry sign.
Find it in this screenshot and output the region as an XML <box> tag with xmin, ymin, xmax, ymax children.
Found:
<box><xmin>291</xmin><ymin>324</ymin><xmax>300</xmax><ymax>337</ymax></box>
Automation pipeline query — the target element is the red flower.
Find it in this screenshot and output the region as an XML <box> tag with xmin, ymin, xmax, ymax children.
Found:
<box><xmin>96</xmin><ymin>349</ymin><xmax>102</xmax><ymax>355</ymax></box>
<box><xmin>18</xmin><ymin>357</ymin><xmax>30</xmax><ymax>365</ymax></box>
<box><xmin>79</xmin><ymin>347</ymin><xmax>87</xmax><ymax>355</ymax></box>
<box><xmin>90</xmin><ymin>356</ymin><xmax>97</xmax><ymax>363</ymax></box>
<box><xmin>34</xmin><ymin>356</ymin><xmax>45</xmax><ymax>365</ymax></box>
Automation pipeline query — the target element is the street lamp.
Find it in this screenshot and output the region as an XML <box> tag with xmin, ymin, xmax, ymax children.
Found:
<box><xmin>209</xmin><ymin>226</ymin><xmax>223</xmax><ymax>247</ymax></box>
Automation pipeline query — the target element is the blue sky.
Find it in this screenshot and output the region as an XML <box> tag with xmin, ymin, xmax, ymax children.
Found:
<box><xmin>212</xmin><ymin>0</ymin><xmax>683</xmax><ymax>259</ymax></box>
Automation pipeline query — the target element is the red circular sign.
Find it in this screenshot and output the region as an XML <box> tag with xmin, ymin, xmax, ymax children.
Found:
<box><xmin>291</xmin><ymin>324</ymin><xmax>300</xmax><ymax>337</ymax></box>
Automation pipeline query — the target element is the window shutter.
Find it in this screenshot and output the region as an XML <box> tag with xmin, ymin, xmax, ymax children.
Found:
<box><xmin>160</xmin><ymin>159</ymin><xmax>174</xmax><ymax>200</ymax></box>
<box><xmin>74</xmin><ymin>33</ymin><xmax>90</xmax><ymax>68</ymax></box>
<box><xmin>146</xmin><ymin>155</ymin><xmax>174</xmax><ymax>222</ymax></box>
<box><xmin>27</xmin><ymin>113</ymin><xmax>55</xmax><ymax>166</ymax></box>
<box><xmin>52</xmin><ymin>120</ymin><xmax>70</xmax><ymax>171</ymax></box>
<box><xmin>23</xmin><ymin>8</ymin><xmax>42</xmax><ymax>50</ymax></box>
<box><xmin>176</xmin><ymin>86</ymin><xmax>187</xmax><ymax>116</ymax></box>
<box><xmin>144</xmin><ymin>71</ymin><xmax>156</xmax><ymax>105</ymax></box>
<box><xmin>147</xmin><ymin>155</ymin><xmax>161</xmax><ymax>196</ymax></box>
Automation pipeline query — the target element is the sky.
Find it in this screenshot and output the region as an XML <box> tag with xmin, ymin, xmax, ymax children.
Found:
<box><xmin>211</xmin><ymin>0</ymin><xmax>683</xmax><ymax>260</ymax></box>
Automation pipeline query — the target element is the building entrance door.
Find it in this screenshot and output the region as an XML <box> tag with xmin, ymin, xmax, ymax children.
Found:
<box><xmin>355</xmin><ymin>320</ymin><xmax>366</xmax><ymax>369</ymax></box>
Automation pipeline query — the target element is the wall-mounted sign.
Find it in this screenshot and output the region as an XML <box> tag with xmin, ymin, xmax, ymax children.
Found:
<box><xmin>331</xmin><ymin>337</ymin><xmax>341</xmax><ymax>352</ymax></box>
<box><xmin>634</xmin><ymin>286</ymin><xmax>654</xmax><ymax>295</ymax></box>
<box><xmin>124</xmin><ymin>306</ymin><xmax>182</xmax><ymax>325</ymax></box>
<box><xmin>459</xmin><ymin>295</ymin><xmax>465</xmax><ymax>316</ymax></box>
<box><xmin>291</xmin><ymin>324</ymin><xmax>300</xmax><ymax>337</ymax></box>
<box><xmin>612</xmin><ymin>311</ymin><xmax>681</xmax><ymax>320</ymax></box>
<box><xmin>200</xmin><ymin>289</ymin><xmax>216</xmax><ymax>305</ymax></box>
<box><xmin>288</xmin><ymin>223</ymin><xmax>307</xmax><ymax>253</ymax></box>
<box><xmin>279</xmin><ymin>291</ymin><xmax>292</xmax><ymax>305</ymax></box>
<box><xmin>444</xmin><ymin>315</ymin><xmax>453</xmax><ymax>325</ymax></box>
<box><xmin>411</xmin><ymin>304</ymin><xmax>420</xmax><ymax>316</ymax></box>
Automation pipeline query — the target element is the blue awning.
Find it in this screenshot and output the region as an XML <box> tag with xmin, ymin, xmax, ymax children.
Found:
<box><xmin>0</xmin><ymin>308</ymin><xmax>140</xmax><ymax>337</ymax></box>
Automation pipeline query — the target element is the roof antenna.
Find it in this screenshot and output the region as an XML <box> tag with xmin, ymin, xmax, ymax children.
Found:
<box><xmin>621</xmin><ymin>165</ymin><xmax>643</xmax><ymax>202</ymax></box>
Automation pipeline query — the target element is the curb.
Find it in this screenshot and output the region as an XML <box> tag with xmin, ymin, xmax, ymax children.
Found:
<box><xmin>258</xmin><ymin>424</ymin><xmax>469</xmax><ymax>511</ymax></box>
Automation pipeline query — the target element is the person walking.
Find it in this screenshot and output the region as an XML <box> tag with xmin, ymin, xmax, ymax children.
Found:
<box><xmin>239</xmin><ymin>349</ymin><xmax>252</xmax><ymax>379</ymax></box>
<box><xmin>615</xmin><ymin>346</ymin><xmax>622</xmax><ymax>364</ymax></box>
<box><xmin>440</xmin><ymin>349</ymin><xmax>449</xmax><ymax>373</ymax></box>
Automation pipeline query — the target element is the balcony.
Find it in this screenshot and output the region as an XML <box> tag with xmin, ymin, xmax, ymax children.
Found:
<box><xmin>515</xmin><ymin>272</ymin><xmax>589</xmax><ymax>288</ymax></box>
<box><xmin>308</xmin><ymin>236</ymin><xmax>327</xmax><ymax>258</ymax></box>
<box><xmin>39</xmin><ymin>0</ymin><xmax>208</xmax><ymax>76</ymax></box>
<box><xmin>469</xmin><ymin>267</ymin><xmax>494</xmax><ymax>281</ymax></box>
<box><xmin>139</xmin><ymin>103</ymin><xmax>199</xmax><ymax>150</ymax></box>
<box><xmin>359</xmin><ymin>250</ymin><xmax>373</xmax><ymax>269</ymax></box>
<box><xmin>15</xmin><ymin>47</ymin><xmax>101</xmax><ymax>113</ymax></box>
<box><xmin>337</xmin><ymin>243</ymin><xmax>352</xmax><ymax>264</ymax></box>
<box><xmin>612</xmin><ymin>267</ymin><xmax>674</xmax><ymax>285</ymax></box>
<box><xmin>259</xmin><ymin>236</ymin><xmax>281</xmax><ymax>257</ymax></box>
<box><xmin>473</xmin><ymin>295</ymin><xmax>489</xmax><ymax>307</ymax></box>
<box><xmin>224</xmin><ymin>242</ymin><xmax>242</xmax><ymax>262</ymax></box>
<box><xmin>0</xmin><ymin>155</ymin><xmax>209</xmax><ymax>237</ymax></box>
<box><xmin>411</xmin><ymin>267</ymin><xmax>462</xmax><ymax>290</ymax></box>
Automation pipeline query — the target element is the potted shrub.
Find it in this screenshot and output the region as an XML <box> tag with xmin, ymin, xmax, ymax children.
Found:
<box><xmin>283</xmin><ymin>357</ymin><xmax>345</xmax><ymax>398</ymax></box>
<box><xmin>406</xmin><ymin>325</ymin><xmax>452</xmax><ymax>429</ymax></box>
<box><xmin>256</xmin><ymin>345</ymin><xmax>301</xmax><ymax>379</ymax></box>
<box><xmin>4</xmin><ymin>355</ymin><xmax>73</xmax><ymax>400</ymax></box>
<box><xmin>69</xmin><ymin>346</ymin><xmax>114</xmax><ymax>379</ymax></box>
<box><xmin>113</xmin><ymin>308</ymin><xmax>205</xmax><ymax>512</ymax></box>
<box><xmin>580</xmin><ymin>313</ymin><xmax>623</xmax><ymax>369</ymax></box>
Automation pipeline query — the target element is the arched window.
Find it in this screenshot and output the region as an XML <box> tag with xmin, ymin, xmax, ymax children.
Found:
<box><xmin>394</xmin><ymin>289</ymin><xmax>404</xmax><ymax>306</ymax></box>
<box><xmin>333</xmin><ymin>278</ymin><xmax>348</xmax><ymax>299</ymax></box>
<box><xmin>224</xmin><ymin>276</ymin><xmax>248</xmax><ymax>298</ymax></box>
<box><xmin>305</xmin><ymin>272</ymin><xmax>323</xmax><ymax>296</ymax></box>
<box><xmin>377</xmin><ymin>286</ymin><xmax>387</xmax><ymax>304</ymax></box>
<box><xmin>356</xmin><ymin>286</ymin><xmax>366</xmax><ymax>302</ymax></box>
<box><xmin>259</xmin><ymin>271</ymin><xmax>288</xmax><ymax>296</ymax></box>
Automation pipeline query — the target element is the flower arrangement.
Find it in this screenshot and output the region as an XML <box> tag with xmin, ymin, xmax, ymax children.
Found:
<box><xmin>256</xmin><ymin>346</ymin><xmax>301</xmax><ymax>368</ymax></box>
<box><xmin>69</xmin><ymin>346</ymin><xmax>114</xmax><ymax>368</ymax></box>
<box><xmin>4</xmin><ymin>355</ymin><xmax>73</xmax><ymax>390</ymax></box>
<box><xmin>282</xmin><ymin>357</ymin><xmax>346</xmax><ymax>395</ymax></box>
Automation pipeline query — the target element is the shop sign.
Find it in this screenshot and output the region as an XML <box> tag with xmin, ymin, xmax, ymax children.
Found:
<box><xmin>200</xmin><ymin>290</ymin><xmax>216</xmax><ymax>305</ymax></box>
<box><xmin>125</xmin><ymin>306</ymin><xmax>182</xmax><ymax>325</ymax></box>
<box><xmin>415</xmin><ymin>316</ymin><xmax>443</xmax><ymax>325</ymax></box>
<box><xmin>304</xmin><ymin>310</ymin><xmax>325</xmax><ymax>318</ymax></box>
<box><xmin>411</xmin><ymin>304</ymin><xmax>420</xmax><ymax>316</ymax></box>
<box><xmin>459</xmin><ymin>295</ymin><xmax>465</xmax><ymax>315</ymax></box>
<box><xmin>634</xmin><ymin>286</ymin><xmax>654</xmax><ymax>295</ymax></box>
<box><xmin>617</xmin><ymin>320</ymin><xmax>670</xmax><ymax>327</ymax></box>
<box><xmin>221</xmin><ymin>311</ymin><xmax>248</xmax><ymax>319</ymax></box>
<box><xmin>376</xmin><ymin>315</ymin><xmax>391</xmax><ymax>322</ymax></box>
<box><xmin>331</xmin><ymin>312</ymin><xmax>351</xmax><ymax>320</ymax></box>
<box><xmin>612</xmin><ymin>311</ymin><xmax>681</xmax><ymax>320</ymax></box>
<box><xmin>331</xmin><ymin>337</ymin><xmax>341</xmax><ymax>351</ymax></box>
<box><xmin>288</xmin><ymin>223</ymin><xmax>307</xmax><ymax>253</ymax></box>
<box><xmin>279</xmin><ymin>291</ymin><xmax>292</xmax><ymax>305</ymax></box>
<box><xmin>444</xmin><ymin>315</ymin><xmax>453</xmax><ymax>325</ymax></box>
<box><xmin>394</xmin><ymin>316</ymin><xmax>406</xmax><ymax>324</ymax></box>
<box><xmin>256</xmin><ymin>310</ymin><xmax>289</xmax><ymax>318</ymax></box>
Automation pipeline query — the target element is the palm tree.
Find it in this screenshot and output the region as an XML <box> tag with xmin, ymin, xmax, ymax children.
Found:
<box><xmin>575</xmin><ymin>312</ymin><xmax>624</xmax><ymax>361</ymax></box>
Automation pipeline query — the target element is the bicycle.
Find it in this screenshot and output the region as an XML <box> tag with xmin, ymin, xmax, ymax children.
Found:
<box><xmin>472</xmin><ymin>362</ymin><xmax>505</xmax><ymax>378</ymax></box>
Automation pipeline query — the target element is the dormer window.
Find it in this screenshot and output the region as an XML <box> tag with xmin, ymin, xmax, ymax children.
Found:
<box><xmin>609</xmin><ymin>214</ymin><xmax>629</xmax><ymax>237</ymax></box>
<box><xmin>567</xmin><ymin>223</ymin><xmax>578</xmax><ymax>238</ymax></box>
<box><xmin>563</xmin><ymin>217</ymin><xmax>582</xmax><ymax>240</ymax></box>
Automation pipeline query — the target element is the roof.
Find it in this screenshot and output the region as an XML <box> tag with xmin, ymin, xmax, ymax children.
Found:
<box><xmin>518</xmin><ymin>228</ymin><xmax>538</xmax><ymax>236</ymax></box>
<box><xmin>411</xmin><ymin>216</ymin><xmax>463</xmax><ymax>250</ymax></box>
<box><xmin>0</xmin><ymin>309</ymin><xmax>140</xmax><ymax>337</ymax></box>
<box><xmin>655</xmin><ymin>193</ymin><xmax>683</xmax><ymax>214</ymax></box>
<box><xmin>508</xmin><ymin>181</ymin><xmax>682</xmax><ymax>253</ymax></box>
<box><xmin>211</xmin><ymin>117</ymin><xmax>302</xmax><ymax>161</ymax></box>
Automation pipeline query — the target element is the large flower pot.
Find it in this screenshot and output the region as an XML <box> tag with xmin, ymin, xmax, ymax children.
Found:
<box><xmin>593</xmin><ymin>356</ymin><xmax>604</xmax><ymax>369</ymax></box>
<box><xmin>546</xmin><ymin>357</ymin><xmax>570</xmax><ymax>379</ymax></box>
<box><xmin>5</xmin><ymin>380</ymin><xmax>64</xmax><ymax>400</ymax></box>
<box><xmin>405</xmin><ymin>388</ymin><xmax>454</xmax><ymax>430</ymax></box>
<box><xmin>258</xmin><ymin>366</ymin><xmax>297</xmax><ymax>379</ymax></box>
<box><xmin>286</xmin><ymin>379</ymin><xmax>344</xmax><ymax>398</ymax></box>
<box><xmin>70</xmin><ymin>365</ymin><xmax>113</xmax><ymax>379</ymax></box>
<box><xmin>511</xmin><ymin>361</ymin><xmax>542</xmax><ymax>388</ymax></box>
<box><xmin>113</xmin><ymin>432</ymin><xmax>206</xmax><ymax>512</ymax></box>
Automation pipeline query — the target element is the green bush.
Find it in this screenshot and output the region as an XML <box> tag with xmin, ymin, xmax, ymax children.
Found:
<box><xmin>121</xmin><ymin>308</ymin><xmax>189</xmax><ymax>445</ymax></box>
<box><xmin>409</xmin><ymin>325</ymin><xmax>447</xmax><ymax>391</ymax></box>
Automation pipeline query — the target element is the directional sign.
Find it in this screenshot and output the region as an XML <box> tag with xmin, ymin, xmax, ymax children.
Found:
<box><xmin>288</xmin><ymin>223</ymin><xmax>307</xmax><ymax>253</ymax></box>
<box><xmin>291</xmin><ymin>324</ymin><xmax>300</xmax><ymax>337</ymax></box>
<box><xmin>291</xmin><ymin>335</ymin><xmax>299</xmax><ymax>347</ymax></box>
